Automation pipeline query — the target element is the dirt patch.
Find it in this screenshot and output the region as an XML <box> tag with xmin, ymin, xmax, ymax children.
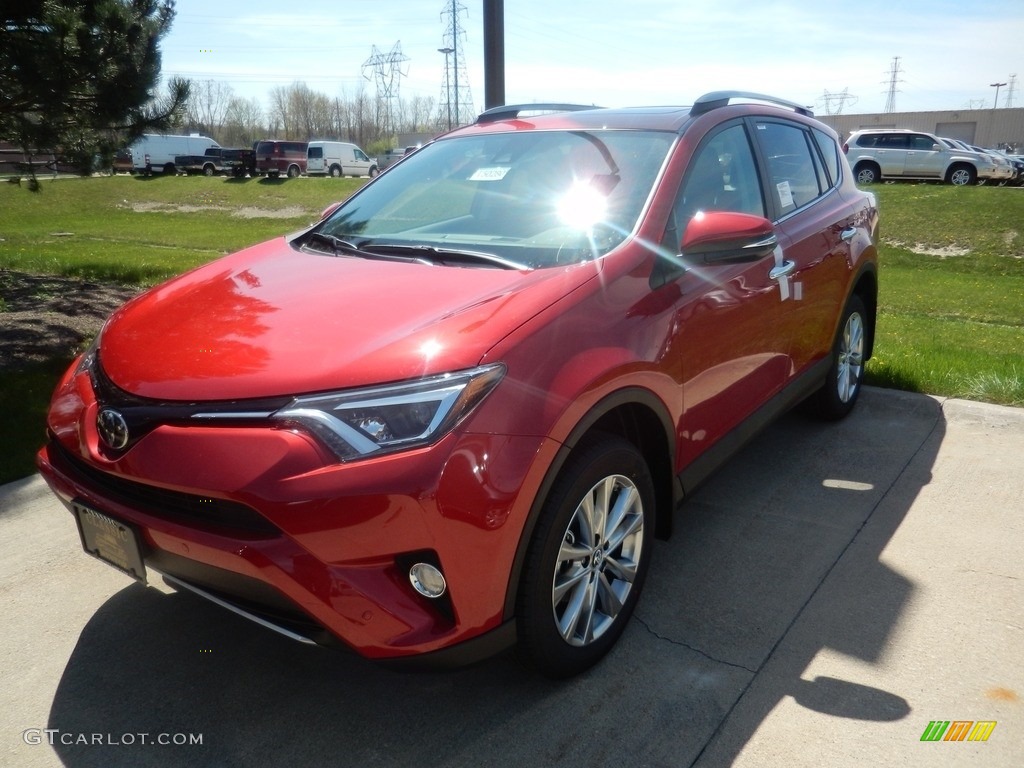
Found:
<box><xmin>0</xmin><ymin>269</ymin><xmax>140</xmax><ymax>370</ymax></box>
<box><xmin>886</xmin><ymin>239</ymin><xmax>971</xmax><ymax>258</ymax></box>
<box><xmin>128</xmin><ymin>201</ymin><xmax>309</xmax><ymax>219</ymax></box>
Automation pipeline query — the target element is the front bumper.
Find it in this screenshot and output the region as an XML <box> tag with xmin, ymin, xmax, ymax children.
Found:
<box><xmin>37</xmin><ymin>363</ymin><xmax>559</xmax><ymax>664</ymax></box>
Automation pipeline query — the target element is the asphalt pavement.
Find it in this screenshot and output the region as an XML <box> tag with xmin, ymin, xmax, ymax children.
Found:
<box><xmin>1</xmin><ymin>387</ymin><xmax>1021</xmax><ymax>767</ymax></box>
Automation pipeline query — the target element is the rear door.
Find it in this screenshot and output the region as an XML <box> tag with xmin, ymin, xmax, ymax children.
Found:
<box><xmin>749</xmin><ymin>118</ymin><xmax>855</xmax><ymax>376</ymax></box>
<box><xmin>307</xmin><ymin>145</ymin><xmax>325</xmax><ymax>174</ymax></box>
<box><xmin>870</xmin><ymin>133</ymin><xmax>909</xmax><ymax>176</ymax></box>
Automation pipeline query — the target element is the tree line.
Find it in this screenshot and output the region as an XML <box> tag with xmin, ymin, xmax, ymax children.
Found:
<box><xmin>179</xmin><ymin>80</ymin><xmax>440</xmax><ymax>155</ymax></box>
<box><xmin>1</xmin><ymin>1</ymin><xmax>444</xmax><ymax>184</ymax></box>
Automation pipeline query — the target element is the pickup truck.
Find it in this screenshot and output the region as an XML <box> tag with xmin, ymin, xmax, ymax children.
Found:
<box><xmin>174</xmin><ymin>147</ymin><xmax>228</xmax><ymax>176</ymax></box>
<box><xmin>173</xmin><ymin>147</ymin><xmax>257</xmax><ymax>177</ymax></box>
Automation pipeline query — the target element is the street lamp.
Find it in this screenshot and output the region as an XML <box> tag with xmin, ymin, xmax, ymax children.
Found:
<box><xmin>439</xmin><ymin>47</ymin><xmax>454</xmax><ymax>130</ymax></box>
<box><xmin>990</xmin><ymin>81</ymin><xmax>1007</xmax><ymax>108</ymax></box>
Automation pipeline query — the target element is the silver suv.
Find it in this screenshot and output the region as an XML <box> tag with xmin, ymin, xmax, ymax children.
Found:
<box><xmin>844</xmin><ymin>128</ymin><xmax>1000</xmax><ymax>186</ymax></box>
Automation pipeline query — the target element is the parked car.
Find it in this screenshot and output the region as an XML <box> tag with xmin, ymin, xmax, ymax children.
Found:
<box><xmin>174</xmin><ymin>147</ymin><xmax>229</xmax><ymax>176</ymax></box>
<box><xmin>37</xmin><ymin>91</ymin><xmax>879</xmax><ymax>678</ymax></box>
<box><xmin>254</xmin><ymin>140</ymin><xmax>308</xmax><ymax>178</ymax></box>
<box><xmin>378</xmin><ymin>146</ymin><xmax>418</xmax><ymax>171</ymax></box>
<box><xmin>112</xmin><ymin>148</ymin><xmax>134</xmax><ymax>174</ymax></box>
<box><xmin>965</xmin><ymin>144</ymin><xmax>1020</xmax><ymax>185</ymax></box>
<box><xmin>221</xmin><ymin>148</ymin><xmax>257</xmax><ymax>178</ymax></box>
<box><xmin>128</xmin><ymin>134</ymin><xmax>220</xmax><ymax>175</ymax></box>
<box><xmin>844</xmin><ymin>128</ymin><xmax>1000</xmax><ymax>186</ymax></box>
<box><xmin>306</xmin><ymin>141</ymin><xmax>378</xmax><ymax>177</ymax></box>
<box><xmin>937</xmin><ymin>138</ymin><xmax>1014</xmax><ymax>185</ymax></box>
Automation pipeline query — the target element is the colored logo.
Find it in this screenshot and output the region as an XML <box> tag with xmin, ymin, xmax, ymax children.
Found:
<box><xmin>920</xmin><ymin>721</ymin><xmax>997</xmax><ymax>742</ymax></box>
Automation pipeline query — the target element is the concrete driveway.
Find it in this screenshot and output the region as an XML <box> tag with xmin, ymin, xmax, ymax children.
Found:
<box><xmin>2</xmin><ymin>387</ymin><xmax>1021</xmax><ymax>767</ymax></box>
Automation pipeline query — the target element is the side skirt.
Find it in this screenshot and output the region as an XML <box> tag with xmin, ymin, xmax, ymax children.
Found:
<box><xmin>676</xmin><ymin>357</ymin><xmax>832</xmax><ymax>497</ymax></box>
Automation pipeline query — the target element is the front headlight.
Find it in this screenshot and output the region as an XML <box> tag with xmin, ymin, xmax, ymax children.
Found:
<box><xmin>272</xmin><ymin>364</ymin><xmax>505</xmax><ymax>461</ymax></box>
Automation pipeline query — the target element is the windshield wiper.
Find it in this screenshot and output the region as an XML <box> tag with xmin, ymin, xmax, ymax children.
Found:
<box><xmin>300</xmin><ymin>232</ymin><xmax>434</xmax><ymax>265</ymax></box>
<box><xmin>360</xmin><ymin>243</ymin><xmax>532</xmax><ymax>271</ymax></box>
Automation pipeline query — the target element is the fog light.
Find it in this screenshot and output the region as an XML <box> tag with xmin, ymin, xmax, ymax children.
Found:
<box><xmin>409</xmin><ymin>562</ymin><xmax>447</xmax><ymax>598</ymax></box>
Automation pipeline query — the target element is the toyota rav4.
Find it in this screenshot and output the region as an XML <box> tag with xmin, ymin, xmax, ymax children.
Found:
<box><xmin>38</xmin><ymin>91</ymin><xmax>879</xmax><ymax>677</ymax></box>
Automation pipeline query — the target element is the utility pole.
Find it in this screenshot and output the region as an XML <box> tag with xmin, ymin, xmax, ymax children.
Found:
<box><xmin>483</xmin><ymin>0</ymin><xmax>505</xmax><ymax>109</ymax></box>
<box><xmin>991</xmin><ymin>81</ymin><xmax>1007</xmax><ymax>109</ymax></box>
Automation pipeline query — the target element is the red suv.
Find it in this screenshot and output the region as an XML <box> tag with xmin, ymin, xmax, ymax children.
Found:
<box><xmin>38</xmin><ymin>91</ymin><xmax>878</xmax><ymax>677</ymax></box>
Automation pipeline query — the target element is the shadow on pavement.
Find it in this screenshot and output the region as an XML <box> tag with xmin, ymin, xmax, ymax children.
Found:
<box><xmin>46</xmin><ymin>389</ymin><xmax>944</xmax><ymax>767</ymax></box>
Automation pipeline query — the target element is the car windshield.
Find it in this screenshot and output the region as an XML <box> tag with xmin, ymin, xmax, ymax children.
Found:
<box><xmin>315</xmin><ymin>129</ymin><xmax>674</xmax><ymax>268</ymax></box>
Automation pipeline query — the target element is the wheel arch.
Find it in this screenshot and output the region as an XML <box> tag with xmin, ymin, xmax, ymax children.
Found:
<box><xmin>502</xmin><ymin>387</ymin><xmax>679</xmax><ymax>621</ymax></box>
<box><xmin>850</xmin><ymin>263</ymin><xmax>878</xmax><ymax>360</ymax></box>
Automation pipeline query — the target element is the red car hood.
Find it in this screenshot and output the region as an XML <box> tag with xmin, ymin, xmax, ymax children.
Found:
<box><xmin>99</xmin><ymin>238</ymin><xmax>597</xmax><ymax>400</ymax></box>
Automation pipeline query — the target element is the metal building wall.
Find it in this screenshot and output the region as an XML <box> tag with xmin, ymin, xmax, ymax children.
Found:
<box><xmin>820</xmin><ymin>108</ymin><xmax>1024</xmax><ymax>150</ymax></box>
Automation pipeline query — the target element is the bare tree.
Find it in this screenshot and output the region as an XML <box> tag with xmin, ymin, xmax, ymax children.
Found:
<box><xmin>222</xmin><ymin>96</ymin><xmax>265</xmax><ymax>147</ymax></box>
<box><xmin>186</xmin><ymin>79</ymin><xmax>234</xmax><ymax>137</ymax></box>
<box><xmin>267</xmin><ymin>85</ymin><xmax>292</xmax><ymax>138</ymax></box>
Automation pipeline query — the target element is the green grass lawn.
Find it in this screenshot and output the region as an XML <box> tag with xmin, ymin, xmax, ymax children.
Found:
<box><xmin>864</xmin><ymin>184</ymin><xmax>1024</xmax><ymax>407</ymax></box>
<box><xmin>1</xmin><ymin>176</ymin><xmax>1022</xmax><ymax>484</ymax></box>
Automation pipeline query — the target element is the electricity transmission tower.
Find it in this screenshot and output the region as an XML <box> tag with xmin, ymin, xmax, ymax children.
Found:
<box><xmin>437</xmin><ymin>0</ymin><xmax>475</xmax><ymax>129</ymax></box>
<box><xmin>362</xmin><ymin>41</ymin><xmax>409</xmax><ymax>137</ymax></box>
<box><xmin>883</xmin><ymin>56</ymin><xmax>903</xmax><ymax>113</ymax></box>
<box><xmin>1006</xmin><ymin>74</ymin><xmax>1018</xmax><ymax>108</ymax></box>
<box><xmin>819</xmin><ymin>88</ymin><xmax>859</xmax><ymax>116</ymax></box>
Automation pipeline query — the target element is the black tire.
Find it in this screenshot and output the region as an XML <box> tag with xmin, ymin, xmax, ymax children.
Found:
<box><xmin>329</xmin><ymin>165</ymin><xmax>342</xmax><ymax>178</ymax></box>
<box><xmin>806</xmin><ymin>294</ymin><xmax>868</xmax><ymax>420</ymax></box>
<box><xmin>287</xmin><ymin>165</ymin><xmax>300</xmax><ymax>178</ymax></box>
<box><xmin>163</xmin><ymin>163</ymin><xmax>176</xmax><ymax>175</ymax></box>
<box><xmin>203</xmin><ymin>164</ymin><xmax>215</xmax><ymax>177</ymax></box>
<box><xmin>855</xmin><ymin>163</ymin><xmax>880</xmax><ymax>185</ymax></box>
<box><xmin>517</xmin><ymin>435</ymin><xmax>655</xmax><ymax>678</ymax></box>
<box><xmin>946</xmin><ymin>164</ymin><xmax>976</xmax><ymax>186</ymax></box>
<box><xmin>369</xmin><ymin>165</ymin><xmax>379</xmax><ymax>178</ymax></box>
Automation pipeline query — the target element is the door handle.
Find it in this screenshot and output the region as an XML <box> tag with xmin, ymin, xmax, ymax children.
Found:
<box><xmin>769</xmin><ymin>260</ymin><xmax>796</xmax><ymax>280</ymax></box>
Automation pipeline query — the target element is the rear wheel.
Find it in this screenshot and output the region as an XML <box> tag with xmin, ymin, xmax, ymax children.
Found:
<box><xmin>806</xmin><ymin>294</ymin><xmax>867</xmax><ymax>420</ymax></box>
<box><xmin>287</xmin><ymin>165</ymin><xmax>300</xmax><ymax>178</ymax></box>
<box><xmin>329</xmin><ymin>165</ymin><xmax>342</xmax><ymax>178</ymax></box>
<box><xmin>203</xmin><ymin>164</ymin><xmax>215</xmax><ymax>177</ymax></box>
<box><xmin>517</xmin><ymin>436</ymin><xmax>654</xmax><ymax>678</ymax></box>
<box><xmin>855</xmin><ymin>163</ymin><xmax>880</xmax><ymax>184</ymax></box>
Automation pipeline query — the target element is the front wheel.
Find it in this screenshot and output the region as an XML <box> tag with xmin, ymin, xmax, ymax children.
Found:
<box><xmin>806</xmin><ymin>294</ymin><xmax>868</xmax><ymax>420</ymax></box>
<box><xmin>947</xmin><ymin>164</ymin><xmax>976</xmax><ymax>186</ymax></box>
<box><xmin>517</xmin><ymin>436</ymin><xmax>654</xmax><ymax>678</ymax></box>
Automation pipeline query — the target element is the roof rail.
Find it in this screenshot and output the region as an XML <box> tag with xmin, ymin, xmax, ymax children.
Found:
<box><xmin>691</xmin><ymin>91</ymin><xmax>814</xmax><ymax>118</ymax></box>
<box><xmin>476</xmin><ymin>103</ymin><xmax>601</xmax><ymax>124</ymax></box>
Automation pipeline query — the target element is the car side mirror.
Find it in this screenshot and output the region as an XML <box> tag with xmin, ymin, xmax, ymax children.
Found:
<box><xmin>680</xmin><ymin>211</ymin><xmax>777</xmax><ymax>265</ymax></box>
<box><xmin>932</xmin><ymin>143</ymin><xmax>941</xmax><ymax>151</ymax></box>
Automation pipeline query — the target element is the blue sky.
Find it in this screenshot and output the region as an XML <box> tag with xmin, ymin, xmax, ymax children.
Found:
<box><xmin>160</xmin><ymin>0</ymin><xmax>1024</xmax><ymax>115</ymax></box>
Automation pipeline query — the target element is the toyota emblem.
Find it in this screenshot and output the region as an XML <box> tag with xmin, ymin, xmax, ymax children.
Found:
<box><xmin>97</xmin><ymin>409</ymin><xmax>130</xmax><ymax>450</ymax></box>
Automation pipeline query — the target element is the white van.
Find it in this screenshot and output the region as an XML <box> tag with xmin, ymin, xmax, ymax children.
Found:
<box><xmin>129</xmin><ymin>134</ymin><xmax>220</xmax><ymax>175</ymax></box>
<box><xmin>306</xmin><ymin>141</ymin><xmax>378</xmax><ymax>178</ymax></box>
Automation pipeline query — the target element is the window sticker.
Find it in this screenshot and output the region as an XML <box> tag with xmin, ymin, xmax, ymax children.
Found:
<box><xmin>776</xmin><ymin>180</ymin><xmax>794</xmax><ymax>209</ymax></box>
<box><xmin>469</xmin><ymin>166</ymin><xmax>512</xmax><ymax>182</ymax></box>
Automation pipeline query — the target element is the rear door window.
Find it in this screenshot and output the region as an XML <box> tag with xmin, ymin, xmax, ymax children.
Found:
<box><xmin>753</xmin><ymin>120</ymin><xmax>822</xmax><ymax>215</ymax></box>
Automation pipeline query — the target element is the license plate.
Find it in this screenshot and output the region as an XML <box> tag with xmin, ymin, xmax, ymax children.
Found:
<box><xmin>73</xmin><ymin>501</ymin><xmax>147</xmax><ymax>583</ymax></box>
